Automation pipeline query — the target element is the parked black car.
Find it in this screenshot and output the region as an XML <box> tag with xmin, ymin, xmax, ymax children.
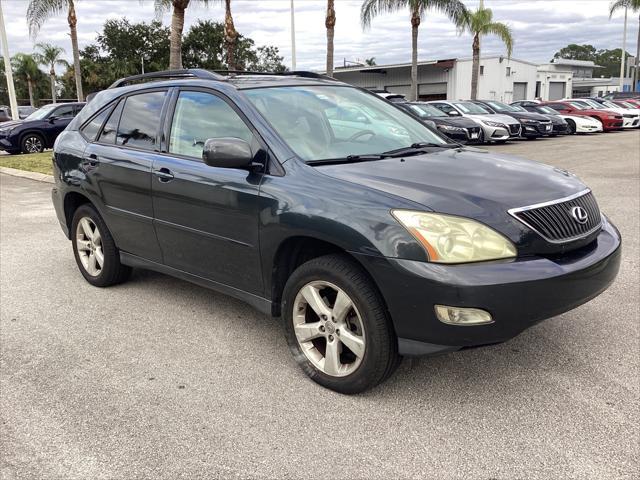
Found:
<box><xmin>396</xmin><ymin>102</ymin><xmax>482</xmax><ymax>144</ymax></box>
<box><xmin>0</xmin><ymin>102</ymin><xmax>85</xmax><ymax>154</ymax></box>
<box><xmin>508</xmin><ymin>104</ymin><xmax>569</xmax><ymax>135</ymax></box>
<box><xmin>51</xmin><ymin>70</ymin><xmax>621</xmax><ymax>393</ymax></box>
<box><xmin>470</xmin><ymin>100</ymin><xmax>554</xmax><ymax>138</ymax></box>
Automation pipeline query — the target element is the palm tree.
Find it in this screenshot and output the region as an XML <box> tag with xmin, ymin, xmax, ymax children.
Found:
<box><xmin>610</xmin><ymin>0</ymin><xmax>640</xmax><ymax>92</ymax></box>
<box><xmin>222</xmin><ymin>0</ymin><xmax>238</xmax><ymax>70</ymax></box>
<box><xmin>365</xmin><ymin>57</ymin><xmax>377</xmax><ymax>66</ymax></box>
<box><xmin>12</xmin><ymin>54</ymin><xmax>40</xmax><ymax>107</ymax></box>
<box><xmin>27</xmin><ymin>0</ymin><xmax>84</xmax><ymax>101</ymax></box>
<box><xmin>326</xmin><ymin>0</ymin><xmax>336</xmax><ymax>76</ymax></box>
<box><xmin>361</xmin><ymin>0</ymin><xmax>467</xmax><ymax>101</ymax></box>
<box><xmin>155</xmin><ymin>1</ymin><xmax>222</xmax><ymax>70</ymax></box>
<box><xmin>34</xmin><ymin>43</ymin><xmax>67</xmax><ymax>103</ymax></box>
<box><xmin>458</xmin><ymin>6</ymin><xmax>513</xmax><ymax>100</ymax></box>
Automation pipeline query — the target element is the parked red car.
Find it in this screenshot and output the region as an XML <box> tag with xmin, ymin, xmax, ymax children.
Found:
<box><xmin>540</xmin><ymin>101</ymin><xmax>623</xmax><ymax>131</ymax></box>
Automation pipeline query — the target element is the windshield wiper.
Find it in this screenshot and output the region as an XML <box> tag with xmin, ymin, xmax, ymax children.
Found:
<box><xmin>306</xmin><ymin>143</ymin><xmax>460</xmax><ymax>166</ymax></box>
<box><xmin>381</xmin><ymin>142</ymin><xmax>458</xmax><ymax>157</ymax></box>
<box><xmin>306</xmin><ymin>153</ymin><xmax>390</xmax><ymax>165</ymax></box>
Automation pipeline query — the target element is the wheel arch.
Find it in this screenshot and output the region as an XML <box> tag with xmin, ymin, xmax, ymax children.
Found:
<box><xmin>63</xmin><ymin>191</ymin><xmax>93</xmax><ymax>233</ymax></box>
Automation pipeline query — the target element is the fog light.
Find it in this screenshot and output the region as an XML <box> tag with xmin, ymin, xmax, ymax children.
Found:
<box><xmin>434</xmin><ymin>305</ymin><xmax>493</xmax><ymax>326</ymax></box>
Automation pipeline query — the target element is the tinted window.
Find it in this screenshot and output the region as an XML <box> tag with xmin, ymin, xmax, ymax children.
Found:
<box><xmin>169</xmin><ymin>91</ymin><xmax>253</xmax><ymax>159</ymax></box>
<box><xmin>117</xmin><ymin>91</ymin><xmax>166</xmax><ymax>150</ymax></box>
<box><xmin>53</xmin><ymin>104</ymin><xmax>76</xmax><ymax>118</ymax></box>
<box><xmin>98</xmin><ymin>101</ymin><xmax>124</xmax><ymax>144</ymax></box>
<box><xmin>81</xmin><ymin>107</ymin><xmax>113</xmax><ymax>142</ymax></box>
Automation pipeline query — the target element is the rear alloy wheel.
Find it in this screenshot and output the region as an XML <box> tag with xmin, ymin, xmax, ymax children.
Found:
<box><xmin>283</xmin><ymin>254</ymin><xmax>399</xmax><ymax>394</ymax></box>
<box><xmin>566</xmin><ymin>120</ymin><xmax>576</xmax><ymax>135</ymax></box>
<box><xmin>21</xmin><ymin>134</ymin><xmax>44</xmax><ymax>154</ymax></box>
<box><xmin>71</xmin><ymin>204</ymin><xmax>131</xmax><ymax>287</ymax></box>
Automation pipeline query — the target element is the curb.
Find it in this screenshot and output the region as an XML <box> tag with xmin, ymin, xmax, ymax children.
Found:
<box><xmin>0</xmin><ymin>166</ymin><xmax>54</xmax><ymax>184</ymax></box>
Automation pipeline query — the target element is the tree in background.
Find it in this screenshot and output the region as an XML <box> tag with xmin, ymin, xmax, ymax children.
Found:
<box><xmin>361</xmin><ymin>0</ymin><xmax>467</xmax><ymax>101</ymax></box>
<box><xmin>154</xmin><ymin>0</ymin><xmax>209</xmax><ymax>69</ymax></box>
<box><xmin>552</xmin><ymin>44</ymin><xmax>632</xmax><ymax>78</ymax></box>
<box><xmin>609</xmin><ymin>0</ymin><xmax>640</xmax><ymax>91</ymax></box>
<box><xmin>457</xmin><ymin>6</ymin><xmax>513</xmax><ymax>100</ymax></box>
<box><xmin>364</xmin><ymin>57</ymin><xmax>377</xmax><ymax>66</ymax></box>
<box><xmin>34</xmin><ymin>43</ymin><xmax>67</xmax><ymax>103</ymax></box>
<box><xmin>326</xmin><ymin>0</ymin><xmax>336</xmax><ymax>76</ymax></box>
<box><xmin>11</xmin><ymin>54</ymin><xmax>41</xmax><ymax>107</ymax></box>
<box><xmin>27</xmin><ymin>0</ymin><xmax>84</xmax><ymax>101</ymax></box>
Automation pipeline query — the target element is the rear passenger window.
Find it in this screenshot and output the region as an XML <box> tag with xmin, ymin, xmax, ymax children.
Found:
<box><xmin>98</xmin><ymin>101</ymin><xmax>124</xmax><ymax>144</ymax></box>
<box><xmin>80</xmin><ymin>106</ymin><xmax>112</xmax><ymax>142</ymax></box>
<box><xmin>169</xmin><ymin>91</ymin><xmax>253</xmax><ymax>159</ymax></box>
<box><xmin>116</xmin><ymin>91</ymin><xmax>166</xmax><ymax>150</ymax></box>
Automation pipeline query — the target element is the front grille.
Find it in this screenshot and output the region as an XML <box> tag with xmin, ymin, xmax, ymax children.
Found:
<box><xmin>509</xmin><ymin>190</ymin><xmax>602</xmax><ymax>243</ymax></box>
<box><xmin>509</xmin><ymin>124</ymin><xmax>521</xmax><ymax>135</ymax></box>
<box><xmin>466</xmin><ymin>127</ymin><xmax>481</xmax><ymax>138</ymax></box>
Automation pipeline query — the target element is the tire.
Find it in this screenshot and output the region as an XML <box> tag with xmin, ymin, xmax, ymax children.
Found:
<box><xmin>282</xmin><ymin>254</ymin><xmax>400</xmax><ymax>394</ymax></box>
<box><xmin>20</xmin><ymin>133</ymin><xmax>45</xmax><ymax>154</ymax></box>
<box><xmin>495</xmin><ymin>139</ymin><xmax>507</xmax><ymax>144</ymax></box>
<box><xmin>566</xmin><ymin>119</ymin><xmax>576</xmax><ymax>135</ymax></box>
<box><xmin>71</xmin><ymin>204</ymin><xmax>131</xmax><ymax>287</ymax></box>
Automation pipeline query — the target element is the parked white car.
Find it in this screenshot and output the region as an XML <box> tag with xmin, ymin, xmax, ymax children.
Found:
<box><xmin>512</xmin><ymin>102</ymin><xmax>603</xmax><ymax>134</ymax></box>
<box><xmin>427</xmin><ymin>100</ymin><xmax>522</xmax><ymax>143</ymax></box>
<box><xmin>566</xmin><ymin>98</ymin><xmax>640</xmax><ymax>128</ymax></box>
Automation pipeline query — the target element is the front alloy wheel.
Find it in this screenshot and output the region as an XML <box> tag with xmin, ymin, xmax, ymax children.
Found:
<box><xmin>293</xmin><ymin>281</ymin><xmax>366</xmax><ymax>377</ymax></box>
<box><xmin>21</xmin><ymin>134</ymin><xmax>44</xmax><ymax>153</ymax></box>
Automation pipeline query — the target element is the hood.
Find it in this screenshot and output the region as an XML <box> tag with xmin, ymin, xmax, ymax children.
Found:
<box><xmin>314</xmin><ymin>148</ymin><xmax>587</xmax><ymax>246</ymax></box>
<box><xmin>541</xmin><ymin>114</ymin><xmax>566</xmax><ymax>125</ymax></box>
<box><xmin>0</xmin><ymin>120</ymin><xmax>23</xmax><ymax>130</ymax></box>
<box><xmin>431</xmin><ymin>116</ymin><xmax>479</xmax><ymax>128</ymax></box>
<box><xmin>467</xmin><ymin>113</ymin><xmax>519</xmax><ymax>125</ymax></box>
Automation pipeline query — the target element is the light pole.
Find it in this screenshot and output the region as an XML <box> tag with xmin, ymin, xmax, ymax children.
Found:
<box><xmin>290</xmin><ymin>0</ymin><xmax>297</xmax><ymax>70</ymax></box>
<box><xmin>619</xmin><ymin>5</ymin><xmax>628</xmax><ymax>90</ymax></box>
<box><xmin>0</xmin><ymin>0</ymin><xmax>19</xmax><ymax>120</ymax></box>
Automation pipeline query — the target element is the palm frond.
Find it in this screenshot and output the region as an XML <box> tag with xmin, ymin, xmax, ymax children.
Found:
<box><xmin>27</xmin><ymin>0</ymin><xmax>68</xmax><ymax>38</ymax></box>
<box><xmin>361</xmin><ymin>0</ymin><xmax>409</xmax><ymax>29</ymax></box>
<box><xmin>416</xmin><ymin>0</ymin><xmax>467</xmax><ymax>24</ymax></box>
<box><xmin>485</xmin><ymin>22</ymin><xmax>513</xmax><ymax>57</ymax></box>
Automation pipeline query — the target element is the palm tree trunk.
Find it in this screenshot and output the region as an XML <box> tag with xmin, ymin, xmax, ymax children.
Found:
<box><xmin>224</xmin><ymin>0</ymin><xmax>238</xmax><ymax>70</ymax></box>
<box><xmin>169</xmin><ymin>1</ymin><xmax>188</xmax><ymax>70</ymax></box>
<box><xmin>27</xmin><ymin>75</ymin><xmax>35</xmax><ymax>107</ymax></box>
<box><xmin>50</xmin><ymin>67</ymin><xmax>57</xmax><ymax>103</ymax></box>
<box><xmin>68</xmin><ymin>0</ymin><xmax>83</xmax><ymax>101</ymax></box>
<box><xmin>410</xmin><ymin>10</ymin><xmax>420</xmax><ymax>101</ymax></box>
<box><xmin>471</xmin><ymin>34</ymin><xmax>480</xmax><ymax>100</ymax></box>
<box><xmin>325</xmin><ymin>0</ymin><xmax>335</xmax><ymax>77</ymax></box>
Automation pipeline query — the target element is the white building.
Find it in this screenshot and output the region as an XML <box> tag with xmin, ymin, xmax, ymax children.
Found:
<box><xmin>538</xmin><ymin>58</ymin><xmax>629</xmax><ymax>98</ymax></box>
<box><xmin>331</xmin><ymin>56</ymin><xmax>570</xmax><ymax>102</ymax></box>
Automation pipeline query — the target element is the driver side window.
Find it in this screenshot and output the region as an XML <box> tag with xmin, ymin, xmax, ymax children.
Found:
<box><xmin>169</xmin><ymin>91</ymin><xmax>253</xmax><ymax>159</ymax></box>
<box><xmin>53</xmin><ymin>104</ymin><xmax>76</xmax><ymax>118</ymax></box>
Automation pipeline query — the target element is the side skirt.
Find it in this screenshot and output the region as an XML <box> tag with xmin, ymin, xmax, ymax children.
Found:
<box><xmin>120</xmin><ymin>252</ymin><xmax>273</xmax><ymax>316</ymax></box>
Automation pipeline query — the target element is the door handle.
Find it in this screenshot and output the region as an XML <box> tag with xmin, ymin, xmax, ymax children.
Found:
<box><xmin>154</xmin><ymin>167</ymin><xmax>174</xmax><ymax>182</ymax></box>
<box><xmin>82</xmin><ymin>154</ymin><xmax>99</xmax><ymax>169</ymax></box>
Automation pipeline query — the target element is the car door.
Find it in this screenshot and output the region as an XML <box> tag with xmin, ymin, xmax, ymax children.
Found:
<box><xmin>81</xmin><ymin>90</ymin><xmax>167</xmax><ymax>263</ymax></box>
<box><xmin>151</xmin><ymin>88</ymin><xmax>264</xmax><ymax>295</ymax></box>
<box><xmin>45</xmin><ymin>103</ymin><xmax>78</xmax><ymax>145</ymax></box>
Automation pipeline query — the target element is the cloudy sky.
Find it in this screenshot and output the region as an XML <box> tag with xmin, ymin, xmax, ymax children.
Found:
<box><xmin>1</xmin><ymin>0</ymin><xmax>636</xmax><ymax>72</ymax></box>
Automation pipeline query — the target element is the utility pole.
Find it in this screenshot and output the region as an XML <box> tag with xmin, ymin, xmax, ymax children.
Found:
<box><xmin>0</xmin><ymin>0</ymin><xmax>19</xmax><ymax>120</ymax></box>
<box><xmin>619</xmin><ymin>5</ymin><xmax>628</xmax><ymax>90</ymax></box>
<box><xmin>290</xmin><ymin>0</ymin><xmax>297</xmax><ymax>70</ymax></box>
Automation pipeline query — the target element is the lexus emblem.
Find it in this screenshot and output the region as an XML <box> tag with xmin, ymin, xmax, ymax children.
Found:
<box><xmin>570</xmin><ymin>206</ymin><xmax>588</xmax><ymax>224</ymax></box>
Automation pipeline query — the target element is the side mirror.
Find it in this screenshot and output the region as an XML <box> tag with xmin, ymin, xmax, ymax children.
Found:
<box><xmin>48</xmin><ymin>116</ymin><xmax>58</xmax><ymax>123</ymax></box>
<box><xmin>448</xmin><ymin>110</ymin><xmax>461</xmax><ymax>116</ymax></box>
<box><xmin>202</xmin><ymin>137</ymin><xmax>254</xmax><ymax>169</ymax></box>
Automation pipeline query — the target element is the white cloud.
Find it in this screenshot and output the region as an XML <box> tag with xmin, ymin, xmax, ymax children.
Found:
<box><xmin>1</xmin><ymin>0</ymin><xmax>636</xmax><ymax>72</ymax></box>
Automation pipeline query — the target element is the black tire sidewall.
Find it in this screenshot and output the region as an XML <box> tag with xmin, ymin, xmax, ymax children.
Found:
<box><xmin>282</xmin><ymin>255</ymin><xmax>397</xmax><ymax>394</ymax></box>
<box><xmin>21</xmin><ymin>133</ymin><xmax>44</xmax><ymax>154</ymax></box>
<box><xmin>71</xmin><ymin>204</ymin><xmax>127</xmax><ymax>287</ymax></box>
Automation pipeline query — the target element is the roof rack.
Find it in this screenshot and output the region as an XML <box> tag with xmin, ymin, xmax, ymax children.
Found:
<box><xmin>212</xmin><ymin>70</ymin><xmax>339</xmax><ymax>81</ymax></box>
<box><xmin>108</xmin><ymin>69</ymin><xmax>225</xmax><ymax>89</ymax></box>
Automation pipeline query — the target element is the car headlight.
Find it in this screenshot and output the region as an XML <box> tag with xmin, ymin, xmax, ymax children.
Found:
<box><xmin>438</xmin><ymin>125</ymin><xmax>464</xmax><ymax>132</ymax></box>
<box><xmin>0</xmin><ymin>127</ymin><xmax>14</xmax><ymax>135</ymax></box>
<box><xmin>392</xmin><ymin>210</ymin><xmax>517</xmax><ymax>263</ymax></box>
<box><xmin>520</xmin><ymin>118</ymin><xmax>537</xmax><ymax>124</ymax></box>
<box><xmin>483</xmin><ymin>120</ymin><xmax>507</xmax><ymax>128</ymax></box>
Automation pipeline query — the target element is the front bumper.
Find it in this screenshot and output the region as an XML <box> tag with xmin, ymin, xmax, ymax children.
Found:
<box><xmin>355</xmin><ymin>218</ymin><xmax>621</xmax><ymax>355</ymax></box>
<box><xmin>521</xmin><ymin>122</ymin><xmax>553</xmax><ymax>137</ymax></box>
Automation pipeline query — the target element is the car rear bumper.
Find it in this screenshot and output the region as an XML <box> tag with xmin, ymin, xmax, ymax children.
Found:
<box><xmin>354</xmin><ymin>218</ymin><xmax>621</xmax><ymax>356</ymax></box>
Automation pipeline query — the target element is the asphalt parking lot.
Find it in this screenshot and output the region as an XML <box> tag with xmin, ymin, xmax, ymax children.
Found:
<box><xmin>1</xmin><ymin>130</ymin><xmax>638</xmax><ymax>479</ymax></box>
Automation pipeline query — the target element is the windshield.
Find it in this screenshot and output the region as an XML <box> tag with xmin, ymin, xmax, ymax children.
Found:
<box><xmin>406</xmin><ymin>103</ymin><xmax>448</xmax><ymax>118</ymax></box>
<box><xmin>618</xmin><ymin>101</ymin><xmax>635</xmax><ymax>108</ymax></box>
<box><xmin>484</xmin><ymin>100</ymin><xmax>517</xmax><ymax>112</ymax></box>
<box><xmin>567</xmin><ymin>101</ymin><xmax>589</xmax><ymax>110</ymax></box>
<box><xmin>510</xmin><ymin>105</ymin><xmax>527</xmax><ymax>112</ymax></box>
<box><xmin>25</xmin><ymin>104</ymin><xmax>56</xmax><ymax>121</ymax></box>
<box><xmin>602</xmin><ymin>100</ymin><xmax>622</xmax><ymax>109</ymax></box>
<box><xmin>244</xmin><ymin>86</ymin><xmax>448</xmax><ymax>162</ymax></box>
<box><xmin>536</xmin><ymin>106</ymin><xmax>557</xmax><ymax>115</ymax></box>
<box><xmin>453</xmin><ymin>102</ymin><xmax>490</xmax><ymax>114</ymax></box>
<box><xmin>580</xmin><ymin>99</ymin><xmax>606</xmax><ymax>109</ymax></box>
